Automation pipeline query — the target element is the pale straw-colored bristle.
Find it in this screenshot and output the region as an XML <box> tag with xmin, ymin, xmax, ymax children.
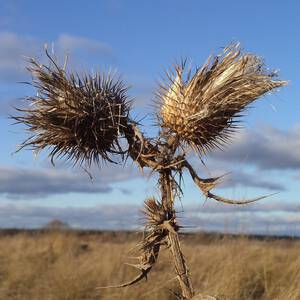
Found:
<box><xmin>158</xmin><ymin>43</ymin><xmax>287</xmax><ymax>154</ymax></box>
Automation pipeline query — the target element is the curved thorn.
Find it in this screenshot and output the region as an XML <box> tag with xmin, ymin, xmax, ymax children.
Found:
<box><xmin>207</xmin><ymin>191</ymin><xmax>278</xmax><ymax>205</ymax></box>
<box><xmin>185</xmin><ymin>159</ymin><xmax>278</xmax><ymax>205</ymax></box>
<box><xmin>184</xmin><ymin>160</ymin><xmax>223</xmax><ymax>191</ymax></box>
<box><xmin>96</xmin><ymin>266</ymin><xmax>151</xmax><ymax>289</ymax></box>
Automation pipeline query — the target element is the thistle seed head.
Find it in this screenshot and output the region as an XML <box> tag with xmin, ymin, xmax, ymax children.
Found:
<box><xmin>142</xmin><ymin>198</ymin><xmax>167</xmax><ymax>227</ymax></box>
<box><xmin>158</xmin><ymin>43</ymin><xmax>287</xmax><ymax>154</ymax></box>
<box><xmin>14</xmin><ymin>51</ymin><xmax>132</xmax><ymax>166</ymax></box>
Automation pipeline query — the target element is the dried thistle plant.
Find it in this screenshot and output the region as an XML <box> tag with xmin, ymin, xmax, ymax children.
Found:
<box><xmin>14</xmin><ymin>43</ymin><xmax>287</xmax><ymax>299</ymax></box>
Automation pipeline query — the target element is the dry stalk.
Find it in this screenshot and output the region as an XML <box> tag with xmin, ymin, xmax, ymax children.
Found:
<box><xmin>160</xmin><ymin>169</ymin><xmax>194</xmax><ymax>298</ymax></box>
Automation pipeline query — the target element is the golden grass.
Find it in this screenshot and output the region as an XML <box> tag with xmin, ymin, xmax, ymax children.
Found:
<box><xmin>0</xmin><ymin>231</ymin><xmax>299</xmax><ymax>300</ymax></box>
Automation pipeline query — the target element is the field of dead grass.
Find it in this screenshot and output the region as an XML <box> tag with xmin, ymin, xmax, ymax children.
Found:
<box><xmin>0</xmin><ymin>230</ymin><xmax>299</xmax><ymax>300</ymax></box>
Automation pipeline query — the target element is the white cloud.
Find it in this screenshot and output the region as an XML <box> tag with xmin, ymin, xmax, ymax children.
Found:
<box><xmin>210</xmin><ymin>124</ymin><xmax>300</xmax><ymax>171</ymax></box>
<box><xmin>0</xmin><ymin>31</ymin><xmax>113</xmax><ymax>83</ymax></box>
<box><xmin>180</xmin><ymin>201</ymin><xmax>300</xmax><ymax>215</ymax></box>
<box><xmin>0</xmin><ymin>202</ymin><xmax>140</xmax><ymax>229</ymax></box>
<box><xmin>217</xmin><ymin>169</ymin><xmax>285</xmax><ymax>191</ymax></box>
<box><xmin>0</xmin><ymin>201</ymin><xmax>300</xmax><ymax>236</ymax></box>
<box><xmin>0</xmin><ymin>163</ymin><xmax>140</xmax><ymax>199</ymax></box>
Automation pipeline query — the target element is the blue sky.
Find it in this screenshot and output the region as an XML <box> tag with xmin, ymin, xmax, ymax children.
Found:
<box><xmin>0</xmin><ymin>0</ymin><xmax>300</xmax><ymax>234</ymax></box>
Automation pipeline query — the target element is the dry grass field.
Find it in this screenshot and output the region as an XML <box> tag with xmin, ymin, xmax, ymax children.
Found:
<box><xmin>0</xmin><ymin>230</ymin><xmax>299</xmax><ymax>300</ymax></box>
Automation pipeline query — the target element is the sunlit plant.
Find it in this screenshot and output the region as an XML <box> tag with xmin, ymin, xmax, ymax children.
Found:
<box><xmin>14</xmin><ymin>43</ymin><xmax>286</xmax><ymax>299</ymax></box>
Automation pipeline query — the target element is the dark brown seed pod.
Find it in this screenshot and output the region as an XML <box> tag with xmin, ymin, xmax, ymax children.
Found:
<box><xmin>157</xmin><ymin>43</ymin><xmax>287</xmax><ymax>154</ymax></box>
<box><xmin>13</xmin><ymin>50</ymin><xmax>132</xmax><ymax>167</ymax></box>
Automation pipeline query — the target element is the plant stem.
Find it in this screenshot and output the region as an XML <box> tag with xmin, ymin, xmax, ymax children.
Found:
<box><xmin>160</xmin><ymin>170</ymin><xmax>194</xmax><ymax>299</ymax></box>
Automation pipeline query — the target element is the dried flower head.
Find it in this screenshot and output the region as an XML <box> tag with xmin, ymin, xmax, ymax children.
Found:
<box><xmin>14</xmin><ymin>50</ymin><xmax>131</xmax><ymax>166</ymax></box>
<box><xmin>158</xmin><ymin>43</ymin><xmax>287</xmax><ymax>154</ymax></box>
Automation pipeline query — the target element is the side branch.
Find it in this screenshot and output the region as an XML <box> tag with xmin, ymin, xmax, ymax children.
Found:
<box><xmin>184</xmin><ymin>160</ymin><xmax>272</xmax><ymax>205</ymax></box>
<box><xmin>124</xmin><ymin>123</ymin><xmax>160</xmax><ymax>169</ymax></box>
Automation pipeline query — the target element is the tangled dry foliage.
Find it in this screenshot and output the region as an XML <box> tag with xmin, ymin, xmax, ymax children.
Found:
<box><xmin>0</xmin><ymin>230</ymin><xmax>300</xmax><ymax>300</ymax></box>
<box><xmin>13</xmin><ymin>43</ymin><xmax>287</xmax><ymax>299</ymax></box>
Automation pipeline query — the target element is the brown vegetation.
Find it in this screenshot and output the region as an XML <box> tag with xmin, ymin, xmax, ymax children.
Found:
<box><xmin>13</xmin><ymin>43</ymin><xmax>287</xmax><ymax>298</ymax></box>
<box><xmin>0</xmin><ymin>230</ymin><xmax>299</xmax><ymax>300</ymax></box>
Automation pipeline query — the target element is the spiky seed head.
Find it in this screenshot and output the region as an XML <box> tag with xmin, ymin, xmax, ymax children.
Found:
<box><xmin>142</xmin><ymin>198</ymin><xmax>166</xmax><ymax>227</ymax></box>
<box><xmin>13</xmin><ymin>51</ymin><xmax>131</xmax><ymax>166</ymax></box>
<box><xmin>158</xmin><ymin>43</ymin><xmax>287</xmax><ymax>154</ymax></box>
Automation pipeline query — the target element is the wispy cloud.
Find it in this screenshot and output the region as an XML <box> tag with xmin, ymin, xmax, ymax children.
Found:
<box><xmin>0</xmin><ymin>31</ymin><xmax>114</xmax><ymax>84</ymax></box>
<box><xmin>1</xmin><ymin>201</ymin><xmax>300</xmax><ymax>236</ymax></box>
<box><xmin>216</xmin><ymin>169</ymin><xmax>286</xmax><ymax>191</ymax></box>
<box><xmin>0</xmin><ymin>202</ymin><xmax>139</xmax><ymax>229</ymax></box>
<box><xmin>210</xmin><ymin>124</ymin><xmax>300</xmax><ymax>170</ymax></box>
<box><xmin>0</xmin><ymin>163</ymin><xmax>140</xmax><ymax>199</ymax></box>
<box><xmin>0</xmin><ymin>157</ymin><xmax>283</xmax><ymax>201</ymax></box>
<box><xmin>180</xmin><ymin>201</ymin><xmax>300</xmax><ymax>214</ymax></box>
<box><xmin>175</xmin><ymin>202</ymin><xmax>300</xmax><ymax>236</ymax></box>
